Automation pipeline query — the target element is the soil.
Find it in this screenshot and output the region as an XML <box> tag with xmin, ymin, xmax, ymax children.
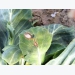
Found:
<box><xmin>31</xmin><ymin>9</ymin><xmax>75</xmax><ymax>27</ymax></box>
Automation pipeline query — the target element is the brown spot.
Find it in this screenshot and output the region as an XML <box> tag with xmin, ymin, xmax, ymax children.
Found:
<box><xmin>33</xmin><ymin>39</ymin><xmax>38</xmax><ymax>47</ymax></box>
<box><xmin>24</xmin><ymin>32</ymin><xmax>34</xmax><ymax>39</ymax></box>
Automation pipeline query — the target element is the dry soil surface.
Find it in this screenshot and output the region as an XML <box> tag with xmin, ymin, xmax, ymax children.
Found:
<box><xmin>31</xmin><ymin>9</ymin><xmax>75</xmax><ymax>27</ymax></box>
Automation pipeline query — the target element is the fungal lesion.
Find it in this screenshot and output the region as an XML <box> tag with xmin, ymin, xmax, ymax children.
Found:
<box><xmin>24</xmin><ymin>32</ymin><xmax>34</xmax><ymax>39</ymax></box>
<box><xmin>24</xmin><ymin>32</ymin><xmax>38</xmax><ymax>47</ymax></box>
<box><xmin>33</xmin><ymin>39</ymin><xmax>38</xmax><ymax>47</ymax></box>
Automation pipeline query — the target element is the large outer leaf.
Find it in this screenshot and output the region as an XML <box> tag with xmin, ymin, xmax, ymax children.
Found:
<box><xmin>19</xmin><ymin>26</ymin><xmax>52</xmax><ymax>65</ymax></box>
<box><xmin>11</xmin><ymin>9</ymin><xmax>32</xmax><ymax>45</ymax></box>
<box><xmin>43</xmin><ymin>24</ymin><xmax>75</xmax><ymax>62</ymax></box>
<box><xmin>0</xmin><ymin>9</ymin><xmax>32</xmax><ymax>65</ymax></box>
<box><xmin>44</xmin><ymin>24</ymin><xmax>75</xmax><ymax>50</ymax></box>
<box><xmin>14</xmin><ymin>20</ymin><xmax>32</xmax><ymax>45</ymax></box>
<box><xmin>11</xmin><ymin>9</ymin><xmax>32</xmax><ymax>28</ymax></box>
<box><xmin>0</xmin><ymin>9</ymin><xmax>32</xmax><ymax>27</ymax></box>
<box><xmin>2</xmin><ymin>45</ymin><xmax>22</xmax><ymax>65</ymax></box>
<box><xmin>0</xmin><ymin>9</ymin><xmax>32</xmax><ymax>28</ymax></box>
<box><xmin>46</xmin><ymin>38</ymin><xmax>75</xmax><ymax>65</ymax></box>
<box><xmin>0</xmin><ymin>9</ymin><xmax>32</xmax><ymax>45</ymax></box>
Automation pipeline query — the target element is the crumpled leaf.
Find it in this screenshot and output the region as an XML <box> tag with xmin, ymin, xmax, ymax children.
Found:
<box><xmin>19</xmin><ymin>26</ymin><xmax>52</xmax><ymax>65</ymax></box>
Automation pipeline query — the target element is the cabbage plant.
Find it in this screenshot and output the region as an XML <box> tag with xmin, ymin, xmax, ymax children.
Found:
<box><xmin>0</xmin><ymin>9</ymin><xmax>75</xmax><ymax>65</ymax></box>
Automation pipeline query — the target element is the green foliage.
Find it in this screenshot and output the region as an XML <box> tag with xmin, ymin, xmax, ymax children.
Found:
<box><xmin>2</xmin><ymin>45</ymin><xmax>22</xmax><ymax>65</ymax></box>
<box><xmin>0</xmin><ymin>9</ymin><xmax>75</xmax><ymax>65</ymax></box>
<box><xmin>42</xmin><ymin>24</ymin><xmax>75</xmax><ymax>64</ymax></box>
<box><xmin>0</xmin><ymin>9</ymin><xmax>32</xmax><ymax>65</ymax></box>
<box><xmin>46</xmin><ymin>39</ymin><xmax>75</xmax><ymax>65</ymax></box>
<box><xmin>19</xmin><ymin>26</ymin><xmax>52</xmax><ymax>65</ymax></box>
